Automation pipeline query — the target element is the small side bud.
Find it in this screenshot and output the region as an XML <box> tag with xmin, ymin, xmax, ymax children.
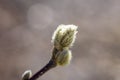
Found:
<box><xmin>22</xmin><ymin>70</ymin><xmax>32</xmax><ymax>80</ymax></box>
<box><xmin>55</xmin><ymin>49</ymin><xmax>72</xmax><ymax>66</ymax></box>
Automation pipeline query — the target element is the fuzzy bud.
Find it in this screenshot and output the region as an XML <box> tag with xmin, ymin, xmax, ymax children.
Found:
<box><xmin>22</xmin><ymin>70</ymin><xmax>32</xmax><ymax>80</ymax></box>
<box><xmin>55</xmin><ymin>49</ymin><xmax>72</xmax><ymax>66</ymax></box>
<box><xmin>52</xmin><ymin>24</ymin><xmax>78</xmax><ymax>50</ymax></box>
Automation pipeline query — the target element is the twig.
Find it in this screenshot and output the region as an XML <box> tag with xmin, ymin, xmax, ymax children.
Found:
<box><xmin>29</xmin><ymin>59</ymin><xmax>57</xmax><ymax>80</ymax></box>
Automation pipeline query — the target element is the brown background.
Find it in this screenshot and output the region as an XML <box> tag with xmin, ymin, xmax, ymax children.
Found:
<box><xmin>0</xmin><ymin>0</ymin><xmax>120</xmax><ymax>80</ymax></box>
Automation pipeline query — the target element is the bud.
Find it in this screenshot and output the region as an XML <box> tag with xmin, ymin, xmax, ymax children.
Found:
<box><xmin>52</xmin><ymin>24</ymin><xmax>78</xmax><ymax>50</ymax></box>
<box><xmin>55</xmin><ymin>49</ymin><xmax>72</xmax><ymax>66</ymax></box>
<box><xmin>22</xmin><ymin>70</ymin><xmax>32</xmax><ymax>80</ymax></box>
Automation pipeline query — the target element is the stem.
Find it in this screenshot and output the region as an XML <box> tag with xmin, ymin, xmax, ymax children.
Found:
<box><xmin>29</xmin><ymin>59</ymin><xmax>57</xmax><ymax>80</ymax></box>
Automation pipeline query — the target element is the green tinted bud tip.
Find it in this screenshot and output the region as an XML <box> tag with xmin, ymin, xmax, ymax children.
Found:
<box><xmin>52</xmin><ymin>24</ymin><xmax>78</xmax><ymax>50</ymax></box>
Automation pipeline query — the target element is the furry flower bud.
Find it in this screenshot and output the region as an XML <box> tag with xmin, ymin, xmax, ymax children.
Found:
<box><xmin>52</xmin><ymin>24</ymin><xmax>78</xmax><ymax>50</ymax></box>
<box><xmin>55</xmin><ymin>49</ymin><xmax>72</xmax><ymax>66</ymax></box>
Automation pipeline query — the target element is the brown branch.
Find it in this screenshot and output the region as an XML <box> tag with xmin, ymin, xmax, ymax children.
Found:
<box><xmin>28</xmin><ymin>59</ymin><xmax>57</xmax><ymax>80</ymax></box>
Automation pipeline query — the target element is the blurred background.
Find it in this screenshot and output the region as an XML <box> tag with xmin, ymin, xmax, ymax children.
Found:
<box><xmin>0</xmin><ymin>0</ymin><xmax>120</xmax><ymax>80</ymax></box>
